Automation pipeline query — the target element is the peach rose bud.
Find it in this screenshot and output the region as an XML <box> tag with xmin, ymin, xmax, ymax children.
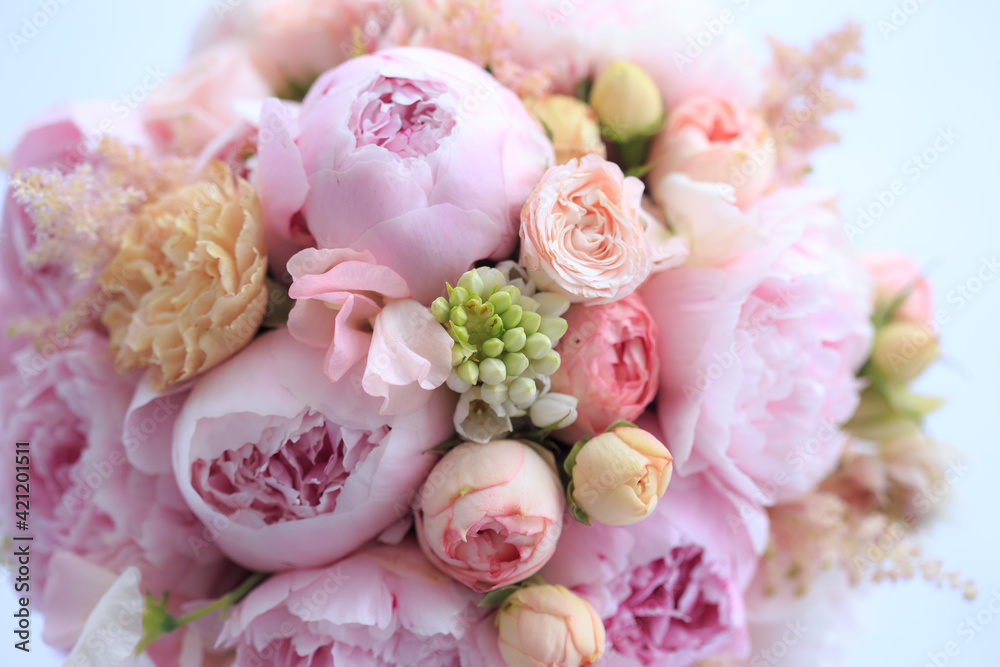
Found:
<box><xmin>567</xmin><ymin>426</ymin><xmax>673</xmax><ymax>526</ymax></box>
<box><xmin>497</xmin><ymin>584</ymin><xmax>606</xmax><ymax>667</ymax></box>
<box><xmin>589</xmin><ymin>61</ymin><xmax>663</xmax><ymax>142</ymax></box>
<box><xmin>525</xmin><ymin>95</ymin><xmax>607</xmax><ymax>165</ymax></box>
<box><xmin>871</xmin><ymin>321</ymin><xmax>939</xmax><ymax>384</ymax></box>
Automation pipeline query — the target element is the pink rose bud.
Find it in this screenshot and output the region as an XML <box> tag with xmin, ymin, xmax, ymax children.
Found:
<box><xmin>569</xmin><ymin>427</ymin><xmax>673</xmax><ymax>526</ymax></box>
<box><xmin>863</xmin><ymin>253</ymin><xmax>933</xmax><ymax>324</ymax></box>
<box><xmin>416</xmin><ymin>440</ymin><xmax>565</xmax><ymax>592</ymax></box>
<box><xmin>648</xmin><ymin>95</ymin><xmax>775</xmax><ymax>208</ymax></box>
<box><xmin>496</xmin><ymin>584</ymin><xmax>606</xmax><ymax>667</ymax></box>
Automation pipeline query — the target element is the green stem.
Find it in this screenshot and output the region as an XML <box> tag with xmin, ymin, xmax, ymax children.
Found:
<box><xmin>174</xmin><ymin>572</ymin><xmax>267</xmax><ymax>626</ymax></box>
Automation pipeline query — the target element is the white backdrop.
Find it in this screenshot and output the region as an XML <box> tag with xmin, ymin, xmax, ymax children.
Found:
<box><xmin>0</xmin><ymin>0</ymin><xmax>998</xmax><ymax>665</ymax></box>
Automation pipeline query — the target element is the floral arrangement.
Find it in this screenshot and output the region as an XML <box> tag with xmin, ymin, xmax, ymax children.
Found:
<box><xmin>0</xmin><ymin>1</ymin><xmax>973</xmax><ymax>666</ymax></box>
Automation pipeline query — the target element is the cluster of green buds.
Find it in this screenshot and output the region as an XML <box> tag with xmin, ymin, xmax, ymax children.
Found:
<box><xmin>430</xmin><ymin>264</ymin><xmax>578</xmax><ymax>442</ymax></box>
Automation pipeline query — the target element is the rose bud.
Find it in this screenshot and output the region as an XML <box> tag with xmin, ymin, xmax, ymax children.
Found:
<box><xmin>863</xmin><ymin>253</ymin><xmax>933</xmax><ymax>324</ymax></box>
<box><xmin>648</xmin><ymin>96</ymin><xmax>775</xmax><ymax>208</ymax></box>
<box><xmin>416</xmin><ymin>440</ymin><xmax>564</xmax><ymax>592</ymax></box>
<box><xmin>496</xmin><ymin>584</ymin><xmax>605</xmax><ymax>667</ymax></box>
<box><xmin>524</xmin><ymin>95</ymin><xmax>606</xmax><ymax>165</ymax></box>
<box><xmin>871</xmin><ymin>321</ymin><xmax>939</xmax><ymax>383</ymax></box>
<box><xmin>589</xmin><ymin>61</ymin><xmax>663</xmax><ymax>142</ymax></box>
<box><xmin>568</xmin><ymin>426</ymin><xmax>673</xmax><ymax>526</ymax></box>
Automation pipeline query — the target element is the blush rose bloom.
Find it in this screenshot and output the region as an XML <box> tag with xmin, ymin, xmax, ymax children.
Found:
<box><xmin>219</xmin><ymin>539</ymin><xmax>486</xmax><ymax>667</ymax></box>
<box><xmin>286</xmin><ymin>247</ymin><xmax>453</xmax><ymax>415</ymax></box>
<box><xmin>0</xmin><ymin>332</ymin><xmax>237</xmax><ymax>653</ymax></box>
<box><xmin>543</xmin><ymin>462</ymin><xmax>766</xmax><ymax>667</ymax></box>
<box><xmin>416</xmin><ymin>440</ymin><xmax>565</xmax><ymax>592</ymax></box>
<box><xmin>172</xmin><ymin>328</ymin><xmax>457</xmax><ymax>571</ymax></box>
<box><xmin>640</xmin><ymin>181</ymin><xmax>873</xmax><ymax>505</ymax></box>
<box><xmin>862</xmin><ymin>253</ymin><xmax>933</xmax><ymax>324</ymax></box>
<box><xmin>520</xmin><ymin>154</ymin><xmax>651</xmax><ymax>304</ymax></box>
<box><xmin>254</xmin><ymin>47</ymin><xmax>553</xmax><ymax>300</ymax></box>
<box><xmin>144</xmin><ymin>43</ymin><xmax>271</xmax><ymax>157</ymax></box>
<box><xmin>549</xmin><ymin>295</ymin><xmax>659</xmax><ymax>440</ymax></box>
<box><xmin>648</xmin><ymin>96</ymin><xmax>776</xmax><ymax>208</ymax></box>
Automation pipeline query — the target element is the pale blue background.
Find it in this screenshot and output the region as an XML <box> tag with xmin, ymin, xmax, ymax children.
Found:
<box><xmin>0</xmin><ymin>0</ymin><xmax>998</xmax><ymax>665</ymax></box>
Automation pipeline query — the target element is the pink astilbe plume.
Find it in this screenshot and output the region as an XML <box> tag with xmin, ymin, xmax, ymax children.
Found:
<box><xmin>420</xmin><ymin>0</ymin><xmax>551</xmax><ymax>98</ymax></box>
<box><xmin>763</xmin><ymin>23</ymin><xmax>864</xmax><ymax>181</ymax></box>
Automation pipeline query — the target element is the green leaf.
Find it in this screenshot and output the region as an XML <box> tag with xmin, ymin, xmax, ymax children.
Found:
<box><xmin>423</xmin><ymin>437</ymin><xmax>463</xmax><ymax>456</ymax></box>
<box><xmin>562</xmin><ymin>438</ymin><xmax>589</xmax><ymax>477</ymax></box>
<box><xmin>604</xmin><ymin>420</ymin><xmax>638</xmax><ymax>432</ymax></box>
<box><xmin>565</xmin><ymin>483</ymin><xmax>592</xmax><ymax>526</ymax></box>
<box><xmin>479</xmin><ymin>586</ymin><xmax>521</xmax><ymax>608</ymax></box>
<box><xmin>574</xmin><ymin>77</ymin><xmax>593</xmax><ymax>102</ymax></box>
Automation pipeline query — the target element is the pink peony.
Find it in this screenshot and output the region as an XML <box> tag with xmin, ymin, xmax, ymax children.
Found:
<box><xmin>416</xmin><ymin>440</ymin><xmax>565</xmax><ymax>592</ymax></box>
<box><xmin>542</xmin><ymin>466</ymin><xmax>765</xmax><ymax>667</ymax></box>
<box><xmin>519</xmin><ymin>155</ymin><xmax>651</xmax><ymax>304</ymax></box>
<box><xmin>550</xmin><ymin>295</ymin><xmax>659</xmax><ymax>440</ymax></box>
<box><xmin>287</xmin><ymin>247</ymin><xmax>453</xmax><ymax>415</ymax></box>
<box><xmin>648</xmin><ymin>96</ymin><xmax>776</xmax><ymax>208</ymax></box>
<box><xmin>254</xmin><ymin>47</ymin><xmax>553</xmax><ymax>300</ymax></box>
<box><xmin>862</xmin><ymin>253</ymin><xmax>933</xmax><ymax>324</ymax></box>
<box><xmin>172</xmin><ymin>328</ymin><xmax>457</xmax><ymax>571</ymax></box>
<box><xmin>640</xmin><ymin>181</ymin><xmax>873</xmax><ymax>505</ymax></box>
<box><xmin>219</xmin><ymin>539</ymin><xmax>486</xmax><ymax>667</ymax></box>
<box><xmin>144</xmin><ymin>42</ymin><xmax>271</xmax><ymax>157</ymax></box>
<box><xmin>0</xmin><ymin>332</ymin><xmax>236</xmax><ymax>652</ymax></box>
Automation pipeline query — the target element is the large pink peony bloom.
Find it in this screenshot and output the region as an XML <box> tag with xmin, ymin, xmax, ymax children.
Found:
<box><xmin>0</xmin><ymin>332</ymin><xmax>236</xmax><ymax>652</ymax></box>
<box><xmin>550</xmin><ymin>295</ymin><xmax>660</xmax><ymax>441</ymax></box>
<box><xmin>219</xmin><ymin>539</ymin><xmax>486</xmax><ymax>667</ymax></box>
<box><xmin>254</xmin><ymin>47</ymin><xmax>553</xmax><ymax>300</ymax></box>
<box><xmin>640</xmin><ymin>178</ymin><xmax>873</xmax><ymax>505</ymax></box>
<box><xmin>172</xmin><ymin>328</ymin><xmax>457</xmax><ymax>571</ymax></box>
<box><xmin>416</xmin><ymin>440</ymin><xmax>565</xmax><ymax>592</ymax></box>
<box><xmin>541</xmin><ymin>462</ymin><xmax>766</xmax><ymax>667</ymax></box>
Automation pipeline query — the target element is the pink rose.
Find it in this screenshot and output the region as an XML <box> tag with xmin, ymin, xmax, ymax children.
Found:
<box><xmin>255</xmin><ymin>47</ymin><xmax>553</xmax><ymax>300</ymax></box>
<box><xmin>862</xmin><ymin>253</ymin><xmax>933</xmax><ymax>324</ymax></box>
<box><xmin>172</xmin><ymin>328</ymin><xmax>457</xmax><ymax>571</ymax></box>
<box><xmin>0</xmin><ymin>332</ymin><xmax>236</xmax><ymax>652</ymax></box>
<box><xmin>648</xmin><ymin>96</ymin><xmax>776</xmax><ymax>207</ymax></box>
<box><xmin>416</xmin><ymin>440</ymin><xmax>565</xmax><ymax>592</ymax></box>
<box><xmin>550</xmin><ymin>295</ymin><xmax>659</xmax><ymax>440</ymax></box>
<box><xmin>543</xmin><ymin>466</ymin><xmax>765</xmax><ymax>667</ymax></box>
<box><xmin>144</xmin><ymin>43</ymin><xmax>271</xmax><ymax>157</ymax></box>
<box><xmin>219</xmin><ymin>539</ymin><xmax>485</xmax><ymax>666</ymax></box>
<box><xmin>287</xmin><ymin>247</ymin><xmax>453</xmax><ymax>415</ymax></box>
<box><xmin>0</xmin><ymin>104</ymin><xmax>151</xmax><ymax>327</ymax></box>
<box><xmin>519</xmin><ymin>155</ymin><xmax>651</xmax><ymax>304</ymax></box>
<box><xmin>640</xmin><ymin>183</ymin><xmax>873</xmax><ymax>505</ymax></box>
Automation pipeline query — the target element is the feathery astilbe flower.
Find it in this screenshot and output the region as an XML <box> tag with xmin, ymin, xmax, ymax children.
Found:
<box><xmin>420</xmin><ymin>0</ymin><xmax>551</xmax><ymax>98</ymax></box>
<box><xmin>763</xmin><ymin>23</ymin><xmax>864</xmax><ymax>181</ymax></box>
<box><xmin>10</xmin><ymin>139</ymin><xmax>189</xmax><ymax>282</ymax></box>
<box><xmin>761</xmin><ymin>489</ymin><xmax>976</xmax><ymax>601</ymax></box>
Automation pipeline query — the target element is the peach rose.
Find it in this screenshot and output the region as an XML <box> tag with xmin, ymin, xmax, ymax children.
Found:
<box><xmin>496</xmin><ymin>584</ymin><xmax>606</xmax><ymax>667</ymax></box>
<box><xmin>649</xmin><ymin>96</ymin><xmax>775</xmax><ymax>208</ymax></box>
<box><xmin>101</xmin><ymin>161</ymin><xmax>268</xmax><ymax>389</ymax></box>
<box><xmin>520</xmin><ymin>154</ymin><xmax>651</xmax><ymax>304</ymax></box>
<box><xmin>144</xmin><ymin>43</ymin><xmax>271</xmax><ymax>157</ymax></box>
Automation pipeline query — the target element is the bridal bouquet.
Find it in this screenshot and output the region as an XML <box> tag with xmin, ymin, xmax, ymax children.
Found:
<box><xmin>0</xmin><ymin>1</ymin><xmax>973</xmax><ymax>666</ymax></box>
